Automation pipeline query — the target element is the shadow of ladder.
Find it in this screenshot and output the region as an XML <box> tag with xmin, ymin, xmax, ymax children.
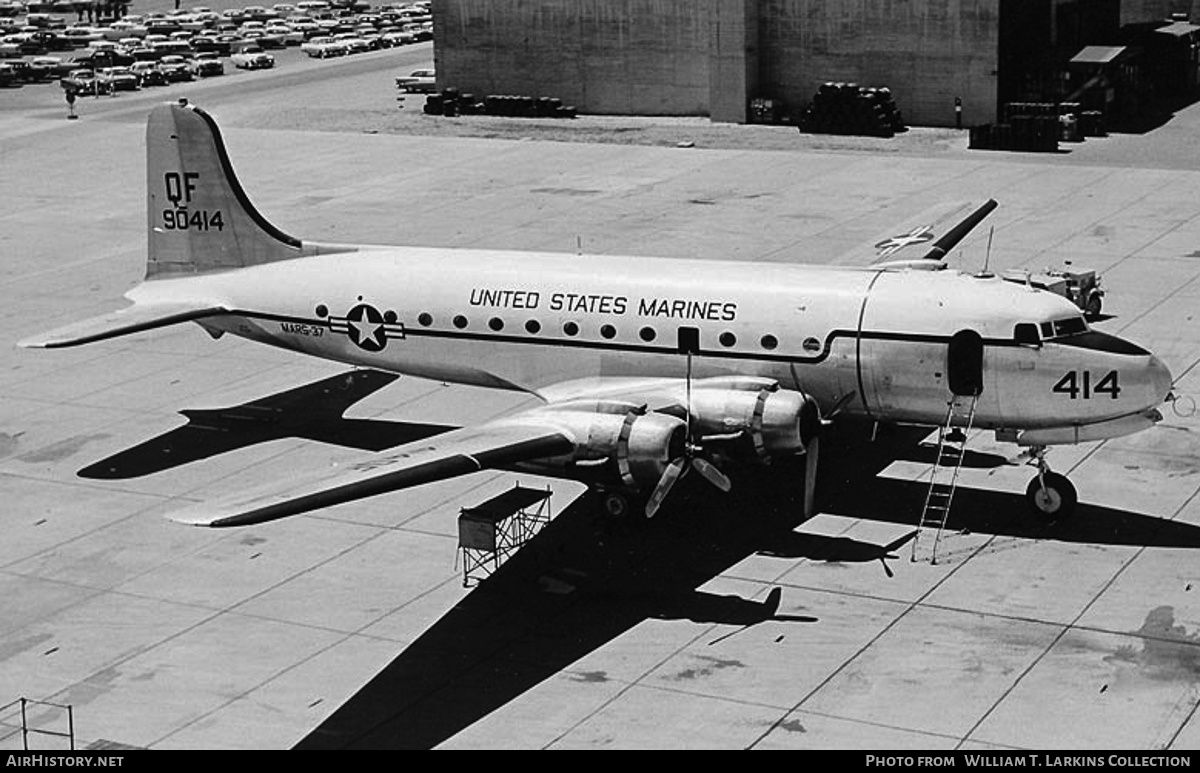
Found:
<box><xmin>911</xmin><ymin>395</ymin><xmax>978</xmax><ymax>564</ymax></box>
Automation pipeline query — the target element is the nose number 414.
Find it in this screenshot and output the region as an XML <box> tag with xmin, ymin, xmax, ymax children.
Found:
<box><xmin>1053</xmin><ymin>370</ymin><xmax>1120</xmax><ymax>400</ymax></box>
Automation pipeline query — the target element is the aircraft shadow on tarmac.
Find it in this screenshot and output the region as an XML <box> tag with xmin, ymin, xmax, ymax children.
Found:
<box><xmin>71</xmin><ymin>370</ymin><xmax>1200</xmax><ymax>748</ymax></box>
<box><xmin>817</xmin><ymin>420</ymin><xmax>1200</xmax><ymax>550</ymax></box>
<box><xmin>76</xmin><ymin>369</ymin><xmax>455</xmax><ymax>479</ymax></box>
<box><xmin>294</xmin><ymin>463</ymin><xmax>823</xmax><ymax>750</ymax></box>
<box><xmin>293</xmin><ymin>426</ymin><xmax>1200</xmax><ymax>749</ymax></box>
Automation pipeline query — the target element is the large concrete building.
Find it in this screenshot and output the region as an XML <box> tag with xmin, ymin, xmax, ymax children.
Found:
<box><xmin>432</xmin><ymin>0</ymin><xmax>1196</xmax><ymax>127</ymax></box>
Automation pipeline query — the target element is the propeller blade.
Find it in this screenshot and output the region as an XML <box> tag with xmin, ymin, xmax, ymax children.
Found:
<box><xmin>803</xmin><ymin>435</ymin><xmax>820</xmax><ymax>519</ymax></box>
<box><xmin>645</xmin><ymin>457</ymin><xmax>687</xmax><ymax>518</ymax></box>
<box><xmin>691</xmin><ymin>456</ymin><xmax>732</xmax><ymax>492</ymax></box>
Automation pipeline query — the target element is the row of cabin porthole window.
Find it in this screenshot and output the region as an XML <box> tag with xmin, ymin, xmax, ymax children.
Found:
<box><xmin>414</xmin><ymin>312</ymin><xmax>782</xmax><ymax>351</ymax></box>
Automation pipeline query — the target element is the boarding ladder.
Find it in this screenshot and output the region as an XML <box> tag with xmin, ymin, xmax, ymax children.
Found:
<box><xmin>911</xmin><ymin>395</ymin><xmax>978</xmax><ymax>564</ymax></box>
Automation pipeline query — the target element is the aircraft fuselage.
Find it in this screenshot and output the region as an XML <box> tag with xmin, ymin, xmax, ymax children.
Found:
<box><xmin>138</xmin><ymin>244</ymin><xmax>1171</xmax><ymax>444</ymax></box>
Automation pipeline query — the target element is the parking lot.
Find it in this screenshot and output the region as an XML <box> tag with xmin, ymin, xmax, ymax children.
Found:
<box><xmin>1</xmin><ymin>0</ymin><xmax>431</xmax><ymax>101</ymax></box>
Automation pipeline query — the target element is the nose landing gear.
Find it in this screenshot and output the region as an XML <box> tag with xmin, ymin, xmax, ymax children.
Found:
<box><xmin>1024</xmin><ymin>445</ymin><xmax>1077</xmax><ymax>520</ymax></box>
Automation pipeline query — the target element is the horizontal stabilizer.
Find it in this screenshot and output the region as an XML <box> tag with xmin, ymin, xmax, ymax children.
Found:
<box><xmin>847</xmin><ymin>199</ymin><xmax>998</xmax><ymax>266</ymax></box>
<box><xmin>919</xmin><ymin>199</ymin><xmax>998</xmax><ymax>261</ymax></box>
<box><xmin>17</xmin><ymin>300</ymin><xmax>225</xmax><ymax>349</ymax></box>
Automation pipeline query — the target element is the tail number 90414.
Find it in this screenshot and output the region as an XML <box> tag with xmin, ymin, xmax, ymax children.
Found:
<box><xmin>162</xmin><ymin>209</ymin><xmax>225</xmax><ymax>231</ymax></box>
<box><xmin>1053</xmin><ymin>370</ymin><xmax>1120</xmax><ymax>400</ymax></box>
<box><xmin>161</xmin><ymin>171</ymin><xmax>225</xmax><ymax>231</ymax></box>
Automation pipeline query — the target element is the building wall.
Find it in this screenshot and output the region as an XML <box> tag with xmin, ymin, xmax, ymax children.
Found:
<box><xmin>709</xmin><ymin>0</ymin><xmax>760</xmax><ymax>122</ymax></box>
<box><xmin>433</xmin><ymin>0</ymin><xmax>1003</xmax><ymax>126</ymax></box>
<box><xmin>757</xmin><ymin>0</ymin><xmax>1000</xmax><ymax>128</ymax></box>
<box><xmin>434</xmin><ymin>0</ymin><xmax>712</xmax><ymax>115</ymax></box>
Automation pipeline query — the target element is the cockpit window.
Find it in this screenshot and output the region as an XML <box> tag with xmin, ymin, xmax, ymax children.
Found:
<box><xmin>1034</xmin><ymin>316</ymin><xmax>1088</xmax><ymax>342</ymax></box>
<box><xmin>1052</xmin><ymin>316</ymin><xmax>1087</xmax><ymax>337</ymax></box>
<box><xmin>1014</xmin><ymin>323</ymin><xmax>1040</xmax><ymax>346</ymax></box>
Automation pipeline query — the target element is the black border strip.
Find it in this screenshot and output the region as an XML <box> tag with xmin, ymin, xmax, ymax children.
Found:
<box><xmin>238</xmin><ymin>309</ymin><xmax>1039</xmax><ymax>365</ymax></box>
<box><xmin>190</xmin><ymin>105</ymin><xmax>303</xmax><ymax>250</ymax></box>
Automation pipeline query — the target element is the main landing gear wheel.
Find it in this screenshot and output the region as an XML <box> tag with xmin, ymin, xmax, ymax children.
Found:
<box><xmin>1025</xmin><ymin>471</ymin><xmax>1077</xmax><ymax>521</ymax></box>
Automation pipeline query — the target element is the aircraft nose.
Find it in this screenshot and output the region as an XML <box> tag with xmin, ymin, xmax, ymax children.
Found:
<box><xmin>1148</xmin><ymin>354</ymin><xmax>1174</xmax><ymax>406</ymax></box>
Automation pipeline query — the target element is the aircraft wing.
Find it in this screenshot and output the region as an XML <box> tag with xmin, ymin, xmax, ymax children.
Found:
<box><xmin>168</xmin><ymin>421</ymin><xmax>574</xmax><ymax>528</ymax></box>
<box><xmin>844</xmin><ymin>199</ymin><xmax>998</xmax><ymax>267</ymax></box>
<box><xmin>17</xmin><ymin>300</ymin><xmax>226</xmax><ymax>349</ymax></box>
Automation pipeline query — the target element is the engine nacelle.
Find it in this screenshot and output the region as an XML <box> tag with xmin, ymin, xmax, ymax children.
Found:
<box><xmin>536</xmin><ymin>408</ymin><xmax>687</xmax><ymax>489</ymax></box>
<box><xmin>688</xmin><ymin>387</ymin><xmax>820</xmax><ymax>456</ymax></box>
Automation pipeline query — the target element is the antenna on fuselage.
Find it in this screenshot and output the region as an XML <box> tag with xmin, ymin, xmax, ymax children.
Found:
<box><xmin>976</xmin><ymin>227</ymin><xmax>995</xmax><ymax>278</ymax></box>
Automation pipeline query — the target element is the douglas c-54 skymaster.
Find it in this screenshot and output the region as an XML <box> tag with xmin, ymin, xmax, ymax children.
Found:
<box><xmin>19</xmin><ymin>102</ymin><xmax>1175</xmax><ymax>529</ymax></box>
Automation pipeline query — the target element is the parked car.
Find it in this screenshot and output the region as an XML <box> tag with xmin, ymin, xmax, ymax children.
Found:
<box><xmin>60</xmin><ymin>67</ymin><xmax>106</xmax><ymax>94</ymax></box>
<box><xmin>150</xmin><ymin>39</ymin><xmax>193</xmax><ymax>58</ymax></box>
<box><xmin>103</xmin><ymin>20</ymin><xmax>148</xmax><ymax>40</ymax></box>
<box><xmin>379</xmin><ymin>29</ymin><xmax>413</xmax><ymax>47</ymax></box>
<box><xmin>0</xmin><ymin>34</ymin><xmax>20</xmax><ymax>57</ymax></box>
<box><xmin>4</xmin><ymin>57</ymin><xmax>45</xmax><ymax>81</ymax></box>
<box><xmin>96</xmin><ymin>64</ymin><xmax>139</xmax><ymax>91</ymax></box>
<box><xmin>242</xmin><ymin>5</ymin><xmax>280</xmax><ymax>23</ymax></box>
<box><xmin>0</xmin><ymin>60</ymin><xmax>21</xmax><ymax>85</ymax></box>
<box><xmin>30</xmin><ymin>54</ymin><xmax>70</xmax><ymax>78</ymax></box>
<box><xmin>332</xmin><ymin>31</ymin><xmax>369</xmax><ymax>53</ymax></box>
<box><xmin>266</xmin><ymin>23</ymin><xmax>303</xmax><ymax>45</ymax></box>
<box><xmin>294</xmin><ymin>0</ymin><xmax>331</xmax><ymax>14</ymax></box>
<box><xmin>157</xmin><ymin>53</ymin><xmax>192</xmax><ymax>81</ymax></box>
<box><xmin>191</xmin><ymin>34</ymin><xmax>226</xmax><ymax>55</ymax></box>
<box><xmin>230</xmin><ymin>42</ymin><xmax>273</xmax><ymax>69</ymax></box>
<box><xmin>71</xmin><ymin>47</ymin><xmax>132</xmax><ymax>68</ymax></box>
<box><xmin>395</xmin><ymin>67</ymin><xmax>434</xmax><ymax>92</ymax></box>
<box><xmin>287</xmin><ymin>19</ymin><xmax>320</xmax><ymax>39</ymax></box>
<box><xmin>130</xmin><ymin>59</ymin><xmax>166</xmax><ymax>86</ymax></box>
<box><xmin>402</xmin><ymin>21</ymin><xmax>431</xmax><ymax>41</ymax></box>
<box><xmin>189</xmin><ymin>50</ymin><xmax>223</xmax><ymax>76</ymax></box>
<box><xmin>218</xmin><ymin>8</ymin><xmax>247</xmax><ymax>26</ymax></box>
<box><xmin>21</xmin><ymin>28</ymin><xmax>72</xmax><ymax>51</ymax></box>
<box><xmin>144</xmin><ymin>18</ymin><xmax>182</xmax><ymax>36</ymax></box>
<box><xmin>0</xmin><ymin>31</ymin><xmax>41</xmax><ymax>56</ymax></box>
<box><xmin>250</xmin><ymin>25</ymin><xmax>287</xmax><ymax>48</ymax></box>
<box><xmin>300</xmin><ymin>35</ymin><xmax>345</xmax><ymax>57</ymax></box>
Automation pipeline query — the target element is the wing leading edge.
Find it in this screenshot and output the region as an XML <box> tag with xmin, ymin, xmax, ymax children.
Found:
<box><xmin>168</xmin><ymin>422</ymin><xmax>574</xmax><ymax>527</ymax></box>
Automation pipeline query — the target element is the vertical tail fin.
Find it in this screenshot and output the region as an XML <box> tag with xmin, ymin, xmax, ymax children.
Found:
<box><xmin>146</xmin><ymin>100</ymin><xmax>306</xmax><ymax>278</ymax></box>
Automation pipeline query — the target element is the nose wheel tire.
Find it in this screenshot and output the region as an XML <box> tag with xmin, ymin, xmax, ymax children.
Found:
<box><xmin>1025</xmin><ymin>472</ymin><xmax>1077</xmax><ymax>521</ymax></box>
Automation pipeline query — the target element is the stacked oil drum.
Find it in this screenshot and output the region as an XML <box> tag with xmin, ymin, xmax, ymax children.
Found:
<box><xmin>1076</xmin><ymin>110</ymin><xmax>1107</xmax><ymax>137</ymax></box>
<box><xmin>796</xmin><ymin>82</ymin><xmax>905</xmax><ymax>138</ymax></box>
<box><xmin>969</xmin><ymin>103</ymin><xmax>1059</xmax><ymax>152</ymax></box>
<box><xmin>969</xmin><ymin>102</ymin><xmax>1108</xmax><ymax>152</ymax></box>
<box><xmin>424</xmin><ymin>90</ymin><xmax>577</xmax><ymax>119</ymax></box>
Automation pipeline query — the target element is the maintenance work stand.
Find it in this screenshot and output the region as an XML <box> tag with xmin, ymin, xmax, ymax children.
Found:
<box><xmin>457</xmin><ymin>485</ymin><xmax>553</xmax><ymax>587</ymax></box>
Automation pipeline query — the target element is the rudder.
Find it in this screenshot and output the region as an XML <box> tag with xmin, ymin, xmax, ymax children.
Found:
<box><xmin>146</xmin><ymin>100</ymin><xmax>305</xmax><ymax>278</ymax></box>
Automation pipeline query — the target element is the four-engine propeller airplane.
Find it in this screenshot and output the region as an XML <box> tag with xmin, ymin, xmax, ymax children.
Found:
<box><xmin>19</xmin><ymin>101</ymin><xmax>1175</xmax><ymax>529</ymax></box>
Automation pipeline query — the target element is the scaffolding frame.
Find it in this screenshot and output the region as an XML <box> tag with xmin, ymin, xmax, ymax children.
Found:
<box><xmin>0</xmin><ymin>697</ymin><xmax>75</xmax><ymax>751</ymax></box>
<box><xmin>458</xmin><ymin>484</ymin><xmax>552</xmax><ymax>587</ymax></box>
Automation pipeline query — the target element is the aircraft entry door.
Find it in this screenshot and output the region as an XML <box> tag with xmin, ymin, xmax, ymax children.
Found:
<box><xmin>947</xmin><ymin>329</ymin><xmax>984</xmax><ymax>397</ymax></box>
